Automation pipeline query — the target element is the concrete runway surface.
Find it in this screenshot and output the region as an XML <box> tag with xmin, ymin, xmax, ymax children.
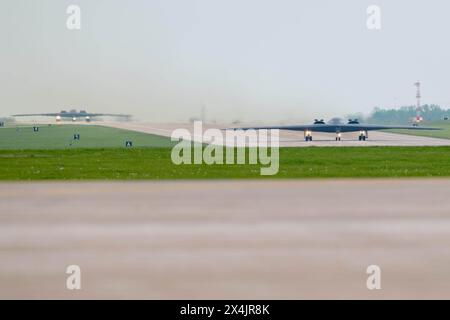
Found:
<box><xmin>102</xmin><ymin>122</ymin><xmax>450</xmax><ymax>147</ymax></box>
<box><xmin>1</xmin><ymin>180</ymin><xmax>450</xmax><ymax>299</ymax></box>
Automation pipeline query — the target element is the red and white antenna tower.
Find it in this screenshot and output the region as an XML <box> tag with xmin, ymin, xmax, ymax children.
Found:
<box><xmin>414</xmin><ymin>81</ymin><xmax>423</xmax><ymax>123</ymax></box>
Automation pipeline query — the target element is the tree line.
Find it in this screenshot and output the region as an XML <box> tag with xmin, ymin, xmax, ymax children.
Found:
<box><xmin>350</xmin><ymin>105</ymin><xmax>450</xmax><ymax>124</ymax></box>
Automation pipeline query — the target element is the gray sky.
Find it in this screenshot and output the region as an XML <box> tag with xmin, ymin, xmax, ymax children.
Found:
<box><xmin>1</xmin><ymin>0</ymin><xmax>449</xmax><ymax>122</ymax></box>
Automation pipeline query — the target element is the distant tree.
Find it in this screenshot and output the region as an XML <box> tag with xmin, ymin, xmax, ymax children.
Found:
<box><xmin>367</xmin><ymin>105</ymin><xmax>450</xmax><ymax>124</ymax></box>
<box><xmin>0</xmin><ymin>117</ymin><xmax>15</xmax><ymax>124</ymax></box>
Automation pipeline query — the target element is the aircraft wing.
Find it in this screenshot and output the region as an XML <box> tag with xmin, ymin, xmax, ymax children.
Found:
<box><xmin>228</xmin><ymin>124</ymin><xmax>329</xmax><ymax>131</ymax></box>
<box><xmin>12</xmin><ymin>113</ymin><xmax>59</xmax><ymax>117</ymax></box>
<box><xmin>228</xmin><ymin>124</ymin><xmax>441</xmax><ymax>133</ymax></box>
<box><xmin>344</xmin><ymin>124</ymin><xmax>441</xmax><ymax>131</ymax></box>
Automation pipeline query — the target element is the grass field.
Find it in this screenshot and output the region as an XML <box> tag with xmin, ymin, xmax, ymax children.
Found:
<box><xmin>0</xmin><ymin>124</ymin><xmax>175</xmax><ymax>149</ymax></box>
<box><xmin>387</xmin><ymin>121</ymin><xmax>450</xmax><ymax>139</ymax></box>
<box><xmin>1</xmin><ymin>147</ymin><xmax>450</xmax><ymax>180</ymax></box>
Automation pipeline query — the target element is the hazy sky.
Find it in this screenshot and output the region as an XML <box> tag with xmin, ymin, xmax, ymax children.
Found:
<box><xmin>1</xmin><ymin>0</ymin><xmax>450</xmax><ymax>122</ymax></box>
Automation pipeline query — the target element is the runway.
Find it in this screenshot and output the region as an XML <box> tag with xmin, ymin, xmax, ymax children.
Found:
<box><xmin>1</xmin><ymin>180</ymin><xmax>450</xmax><ymax>299</ymax></box>
<box><xmin>100</xmin><ymin>122</ymin><xmax>450</xmax><ymax>147</ymax></box>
